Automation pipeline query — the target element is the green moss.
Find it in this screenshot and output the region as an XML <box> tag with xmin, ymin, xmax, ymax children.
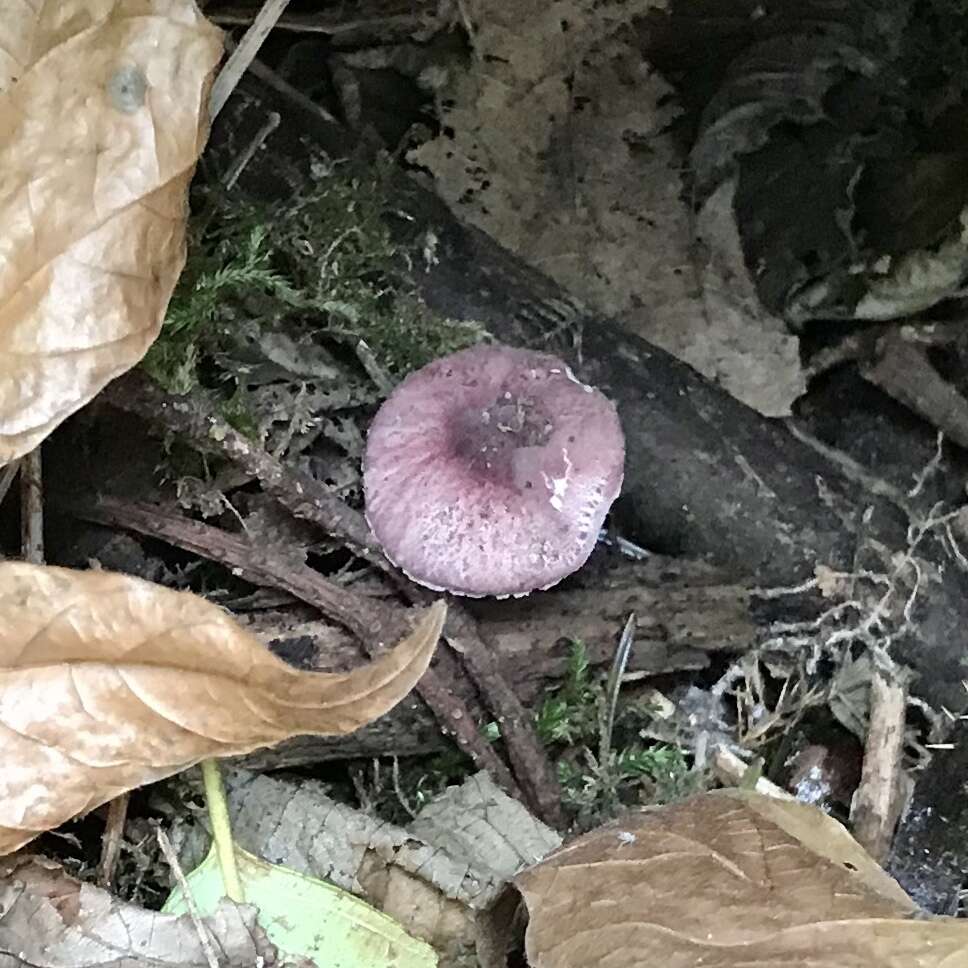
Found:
<box><xmin>535</xmin><ymin>640</ymin><xmax>698</xmax><ymax>826</ymax></box>
<box><xmin>143</xmin><ymin>162</ymin><xmax>484</xmax><ymax>397</ymax></box>
<box><xmin>535</xmin><ymin>640</ymin><xmax>598</xmax><ymax>744</ymax></box>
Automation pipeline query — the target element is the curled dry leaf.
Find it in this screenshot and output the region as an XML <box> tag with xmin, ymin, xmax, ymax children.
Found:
<box><xmin>0</xmin><ymin>563</ymin><xmax>446</xmax><ymax>856</ymax></box>
<box><xmin>514</xmin><ymin>789</ymin><xmax>968</xmax><ymax>967</ymax></box>
<box><xmin>0</xmin><ymin>1</ymin><xmax>223</xmax><ymax>461</ymax></box>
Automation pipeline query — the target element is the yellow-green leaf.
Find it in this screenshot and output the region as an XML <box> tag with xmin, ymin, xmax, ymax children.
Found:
<box><xmin>164</xmin><ymin>844</ymin><xmax>438</xmax><ymax>967</ymax></box>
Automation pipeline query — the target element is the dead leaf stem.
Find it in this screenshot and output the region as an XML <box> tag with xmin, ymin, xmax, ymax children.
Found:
<box><xmin>200</xmin><ymin>759</ymin><xmax>245</xmax><ymax>903</ymax></box>
<box><xmin>96</xmin><ymin>793</ymin><xmax>129</xmax><ymax>891</ymax></box>
<box><xmin>156</xmin><ymin>826</ymin><xmax>224</xmax><ymax>968</ymax></box>
<box><xmin>19</xmin><ymin>446</ymin><xmax>43</xmax><ymax>563</ymax></box>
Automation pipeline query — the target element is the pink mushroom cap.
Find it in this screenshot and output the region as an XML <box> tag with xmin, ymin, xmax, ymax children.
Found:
<box><xmin>363</xmin><ymin>343</ymin><xmax>625</xmax><ymax>598</ymax></box>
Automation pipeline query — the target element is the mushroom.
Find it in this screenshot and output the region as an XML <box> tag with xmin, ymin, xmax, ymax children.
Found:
<box><xmin>363</xmin><ymin>343</ymin><xmax>625</xmax><ymax>598</ymax></box>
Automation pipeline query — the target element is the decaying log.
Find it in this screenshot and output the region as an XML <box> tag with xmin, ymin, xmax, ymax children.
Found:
<box><xmin>208</xmin><ymin>83</ymin><xmax>860</xmax><ymax>583</ymax></box>
<box><xmin>201</xmin><ymin>78</ymin><xmax>968</xmax><ymax>716</ymax></box>
<box><xmin>236</xmin><ymin>555</ymin><xmax>752</xmax><ymax>769</ymax></box>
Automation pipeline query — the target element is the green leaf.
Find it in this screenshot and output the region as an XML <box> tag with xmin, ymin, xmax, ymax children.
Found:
<box><xmin>163</xmin><ymin>843</ymin><xmax>438</xmax><ymax>967</ymax></box>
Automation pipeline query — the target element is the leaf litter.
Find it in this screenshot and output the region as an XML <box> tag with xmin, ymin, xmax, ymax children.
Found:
<box><xmin>1</xmin><ymin>0</ymin><xmax>966</xmax><ymax>965</ymax></box>
<box><xmin>0</xmin><ymin>854</ymin><xmax>283</xmax><ymax>968</ymax></box>
<box><xmin>167</xmin><ymin>768</ymin><xmax>561</xmax><ymax>966</ymax></box>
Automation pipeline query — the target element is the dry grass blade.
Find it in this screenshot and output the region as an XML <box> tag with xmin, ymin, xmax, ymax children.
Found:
<box><xmin>0</xmin><ymin>563</ymin><xmax>446</xmax><ymax>856</ymax></box>
<box><xmin>514</xmin><ymin>789</ymin><xmax>968</xmax><ymax>967</ymax></box>
<box><xmin>209</xmin><ymin>0</ymin><xmax>291</xmax><ymax>119</ymax></box>
<box><xmin>0</xmin><ymin>1</ymin><xmax>223</xmax><ymax>460</ymax></box>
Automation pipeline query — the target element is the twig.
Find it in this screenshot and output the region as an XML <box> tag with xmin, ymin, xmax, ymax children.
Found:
<box><xmin>711</xmin><ymin>746</ymin><xmax>795</xmax><ymax>800</ymax></box>
<box><xmin>210</xmin><ymin>0</ymin><xmax>293</xmax><ymax>120</ymax></box>
<box><xmin>155</xmin><ymin>826</ymin><xmax>223</xmax><ymax>968</ymax></box>
<box><xmin>70</xmin><ymin>495</ymin><xmax>519</xmax><ymax>797</ymax></box>
<box><xmin>76</xmin><ymin>496</ymin><xmax>395</xmax><ymax>642</ymax></box>
<box><xmin>0</xmin><ymin>459</ymin><xmax>19</xmax><ymax>506</ymax></box>
<box><xmin>200</xmin><ymin>759</ymin><xmax>245</xmax><ymax>903</ymax></box>
<box><xmin>442</xmin><ymin>605</ymin><xmax>564</xmax><ymax>827</ymax></box>
<box><xmin>851</xmin><ymin>668</ymin><xmax>908</xmax><ymax>862</ymax></box>
<box><xmin>862</xmin><ymin>330</ymin><xmax>968</xmax><ymax>453</ymax></box>
<box><xmin>208</xmin><ymin>2</ymin><xmax>431</xmax><ymax>40</ymax></box>
<box><xmin>104</xmin><ymin>373</ymin><xmax>381</xmax><ymax>564</ymax></box>
<box><xmin>240</xmin><ymin>53</ymin><xmax>338</xmax><ymax>125</ymax></box>
<box><xmin>223</xmin><ymin>110</ymin><xmax>281</xmax><ymax>191</ymax></box>
<box><xmin>20</xmin><ymin>446</ymin><xmax>43</xmax><ymax>563</ymax></box>
<box><xmin>97</xmin><ymin>793</ymin><xmax>130</xmax><ymax>890</ymax></box>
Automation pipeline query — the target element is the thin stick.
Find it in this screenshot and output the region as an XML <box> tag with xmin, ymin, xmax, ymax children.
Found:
<box><xmin>201</xmin><ymin>759</ymin><xmax>245</xmax><ymax>903</ymax></box>
<box><xmin>863</xmin><ymin>331</ymin><xmax>968</xmax><ymax>453</ymax></box>
<box><xmin>20</xmin><ymin>446</ymin><xmax>43</xmax><ymax>563</ymax></box>
<box><xmin>210</xmin><ymin>0</ymin><xmax>293</xmax><ymax>120</ymax></box>
<box><xmin>97</xmin><ymin>792</ymin><xmax>130</xmax><ymax>890</ymax></box>
<box><xmin>222</xmin><ymin>111</ymin><xmax>280</xmax><ymax>190</ymax></box>
<box><xmin>104</xmin><ymin>372</ymin><xmax>381</xmax><ymax>565</ymax></box>
<box><xmin>442</xmin><ymin>604</ymin><xmax>564</xmax><ymax>827</ymax></box>
<box><xmin>156</xmin><ymin>826</ymin><xmax>223</xmax><ymax>968</ymax></box>
<box><xmin>0</xmin><ymin>459</ymin><xmax>20</xmax><ymax>506</ymax></box>
<box><xmin>77</xmin><ymin>495</ymin><xmax>404</xmax><ymax>643</ymax></box>
<box><xmin>208</xmin><ymin>4</ymin><xmax>430</xmax><ymax>38</ymax></box>
<box><xmin>851</xmin><ymin>669</ymin><xmax>908</xmax><ymax>862</ymax></box>
<box><xmin>711</xmin><ymin>746</ymin><xmax>795</xmax><ymax>800</ymax></box>
<box><xmin>236</xmin><ymin>53</ymin><xmax>338</xmax><ymax>124</ymax></box>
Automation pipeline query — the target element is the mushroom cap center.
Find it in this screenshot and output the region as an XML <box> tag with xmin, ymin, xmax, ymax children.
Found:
<box><xmin>451</xmin><ymin>391</ymin><xmax>553</xmax><ymax>487</ymax></box>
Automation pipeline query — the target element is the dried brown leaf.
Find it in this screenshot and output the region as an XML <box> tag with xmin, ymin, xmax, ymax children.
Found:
<box><xmin>0</xmin><ymin>855</ymin><xmax>282</xmax><ymax>966</ymax></box>
<box><xmin>408</xmin><ymin>1</ymin><xmax>806</xmax><ymax>417</ymax></box>
<box><xmin>0</xmin><ymin>1</ymin><xmax>223</xmax><ymax>461</ymax></box>
<box><xmin>515</xmin><ymin>789</ymin><xmax>968</xmax><ymax>967</ymax></box>
<box><xmin>0</xmin><ymin>563</ymin><xmax>446</xmax><ymax>856</ymax></box>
